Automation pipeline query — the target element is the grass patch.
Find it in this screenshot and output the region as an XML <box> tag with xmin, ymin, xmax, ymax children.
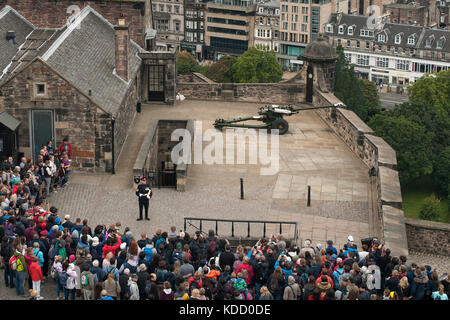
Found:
<box><xmin>402</xmin><ymin>180</ymin><xmax>449</xmax><ymax>223</ymax></box>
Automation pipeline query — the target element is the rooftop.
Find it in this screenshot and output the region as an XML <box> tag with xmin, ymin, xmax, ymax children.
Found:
<box><xmin>0</xmin><ymin>5</ymin><xmax>144</xmax><ymax>116</ymax></box>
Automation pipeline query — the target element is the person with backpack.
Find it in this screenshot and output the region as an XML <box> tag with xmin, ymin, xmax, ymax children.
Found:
<box><xmin>11</xmin><ymin>244</ymin><xmax>27</xmax><ymax>297</ymax></box>
<box><xmin>267</xmin><ymin>267</ymin><xmax>285</xmax><ymax>300</ymax></box>
<box><xmin>52</xmin><ymin>255</ymin><xmax>64</xmax><ymax>299</ymax></box>
<box><xmin>103</xmin><ymin>257</ymin><xmax>120</xmax><ymax>281</ymax></box>
<box><xmin>283</xmin><ymin>275</ymin><xmax>301</xmax><ymax>300</ymax></box>
<box><xmin>103</xmin><ymin>273</ymin><xmax>121</xmax><ymax>300</ymax></box>
<box><xmin>80</xmin><ymin>264</ymin><xmax>95</xmax><ymax>300</ymax></box>
<box><xmin>1</xmin><ymin>236</ymin><xmax>14</xmax><ymax>288</ymax></box>
<box><xmin>63</xmin><ymin>261</ymin><xmax>77</xmax><ymax>300</ymax></box>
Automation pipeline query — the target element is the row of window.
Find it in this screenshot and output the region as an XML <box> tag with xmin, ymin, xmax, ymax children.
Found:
<box><xmin>328</xmin><ymin>24</ymin><xmax>447</xmax><ymax>49</ymax></box>
<box><xmin>153</xmin><ymin>4</ymin><xmax>182</xmax><ymax>14</ymax></box>
<box><xmin>186</xmin><ymin>20</ymin><xmax>204</xmax><ymax>30</ymax></box>
<box><xmin>185</xmin><ymin>32</ymin><xmax>204</xmax><ymax>43</ymax></box>
<box><xmin>257</xmin><ymin>17</ymin><xmax>279</xmax><ymax>26</ymax></box>
<box><xmin>186</xmin><ymin>9</ymin><xmax>204</xmax><ymax>18</ymax></box>
<box><xmin>156</xmin><ymin>19</ymin><xmax>182</xmax><ymax>32</ymax></box>
<box><xmin>281</xmin><ymin>5</ymin><xmax>309</xmax><ymax>14</ymax></box>
<box><xmin>338</xmin><ymin>38</ymin><xmax>447</xmax><ymax>60</ymax></box>
<box><xmin>279</xmin><ymin>31</ymin><xmax>308</xmax><ymax>43</ymax></box>
<box><xmin>345</xmin><ymin>53</ymin><xmax>448</xmax><ymax>73</ymax></box>
<box><xmin>281</xmin><ymin>14</ymin><xmax>308</xmax><ymax>23</ymax></box>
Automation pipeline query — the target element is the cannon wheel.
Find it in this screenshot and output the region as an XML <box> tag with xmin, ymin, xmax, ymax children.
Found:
<box><xmin>271</xmin><ymin>118</ymin><xmax>289</xmax><ymax>135</ymax></box>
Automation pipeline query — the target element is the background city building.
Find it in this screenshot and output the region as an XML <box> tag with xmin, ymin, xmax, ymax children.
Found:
<box><xmin>254</xmin><ymin>1</ymin><xmax>280</xmax><ymax>52</ymax></box>
<box><xmin>324</xmin><ymin>12</ymin><xmax>450</xmax><ymax>92</ymax></box>
<box><xmin>181</xmin><ymin>0</ymin><xmax>206</xmax><ymax>59</ymax></box>
<box><xmin>152</xmin><ymin>0</ymin><xmax>185</xmax><ymax>51</ymax></box>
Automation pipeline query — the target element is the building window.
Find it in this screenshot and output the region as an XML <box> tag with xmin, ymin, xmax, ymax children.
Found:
<box><xmin>376</xmin><ymin>57</ymin><xmax>389</xmax><ymax>68</ymax></box>
<box><xmin>396</xmin><ymin>59</ymin><xmax>410</xmax><ymax>71</ymax></box>
<box><xmin>378</xmin><ymin>34</ymin><xmax>386</xmax><ymax>42</ymax></box>
<box><xmin>366</xmin><ymin>41</ymin><xmax>370</xmax><ymax>49</ymax></box>
<box><xmin>357</xmin><ymin>54</ymin><xmax>369</xmax><ymax>66</ymax></box>
<box><xmin>360</xmin><ymin>29</ymin><xmax>374</xmax><ymax>37</ymax></box>
<box><xmin>325</xmin><ymin>24</ymin><xmax>333</xmax><ymax>33</ymax></box>
<box><xmin>174</xmin><ymin>20</ymin><xmax>180</xmax><ymax>32</ymax></box>
<box><xmin>437</xmin><ymin>37</ymin><xmax>445</xmax><ymax>49</ymax></box>
<box><xmin>159</xmin><ymin>4</ymin><xmax>164</xmax><ymax>12</ymax></box>
<box><xmin>34</xmin><ymin>83</ymin><xmax>47</xmax><ymax>97</ymax></box>
<box><xmin>175</xmin><ymin>6</ymin><xmax>179</xmax><ymax>14</ymax></box>
<box><xmin>338</xmin><ymin>25</ymin><xmax>344</xmax><ymax>34</ymax></box>
<box><xmin>408</xmin><ymin>35</ymin><xmax>415</xmax><ymax>45</ymax></box>
<box><xmin>425</xmin><ymin>37</ymin><xmax>434</xmax><ymax>48</ymax></box>
<box><xmin>395</xmin><ymin>34</ymin><xmax>401</xmax><ymax>44</ymax></box>
<box><xmin>344</xmin><ymin>52</ymin><xmax>352</xmax><ymax>63</ymax></box>
<box><xmin>167</xmin><ymin>5</ymin><xmax>171</xmax><ymax>13</ymax></box>
<box><xmin>346</xmin><ymin>40</ymin><xmax>351</xmax><ymax>47</ymax></box>
<box><xmin>356</xmin><ymin>41</ymin><xmax>360</xmax><ymax>48</ymax></box>
<box><xmin>348</xmin><ymin>26</ymin><xmax>353</xmax><ymax>35</ymax></box>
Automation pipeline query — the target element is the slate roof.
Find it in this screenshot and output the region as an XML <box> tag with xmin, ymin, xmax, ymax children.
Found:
<box><xmin>325</xmin><ymin>13</ymin><xmax>450</xmax><ymax>53</ymax></box>
<box><xmin>0</xmin><ymin>6</ymin><xmax>143</xmax><ymax>116</ymax></box>
<box><xmin>0</xmin><ymin>111</ymin><xmax>20</xmax><ymax>131</ymax></box>
<box><xmin>0</xmin><ymin>6</ymin><xmax>35</xmax><ymax>79</ymax></box>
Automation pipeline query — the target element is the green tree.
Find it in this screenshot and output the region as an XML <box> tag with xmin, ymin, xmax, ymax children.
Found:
<box><xmin>368</xmin><ymin>113</ymin><xmax>434</xmax><ymax>184</ymax></box>
<box><xmin>434</xmin><ymin>147</ymin><xmax>450</xmax><ymax>196</ymax></box>
<box><xmin>408</xmin><ymin>70</ymin><xmax>450</xmax><ymax>115</ymax></box>
<box><xmin>359</xmin><ymin>79</ymin><xmax>381</xmax><ymax>119</ymax></box>
<box><xmin>231</xmin><ymin>47</ymin><xmax>282</xmax><ymax>83</ymax></box>
<box><xmin>177</xmin><ymin>51</ymin><xmax>200</xmax><ymax>75</ymax></box>
<box><xmin>334</xmin><ymin>45</ymin><xmax>370</xmax><ymax>121</ymax></box>
<box><xmin>205</xmin><ymin>55</ymin><xmax>236</xmax><ymax>83</ymax></box>
<box><xmin>419</xmin><ymin>194</ymin><xmax>441</xmax><ymax>221</ymax></box>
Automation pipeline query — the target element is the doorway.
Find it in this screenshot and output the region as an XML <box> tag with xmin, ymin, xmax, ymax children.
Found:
<box><xmin>31</xmin><ymin>110</ymin><xmax>54</xmax><ymax>162</ymax></box>
<box><xmin>148</xmin><ymin>65</ymin><xmax>165</xmax><ymax>101</ymax></box>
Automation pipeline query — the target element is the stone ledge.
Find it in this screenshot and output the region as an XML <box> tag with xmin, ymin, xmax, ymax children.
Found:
<box><xmin>382</xmin><ymin>205</ymin><xmax>409</xmax><ymax>256</ymax></box>
<box><xmin>378</xmin><ymin>166</ymin><xmax>402</xmax><ymax>207</ymax></box>
<box><xmin>366</xmin><ymin>134</ymin><xmax>397</xmax><ymax>169</ymax></box>
<box><xmin>405</xmin><ymin>218</ymin><xmax>450</xmax><ymax>232</ymax></box>
<box><xmin>133</xmin><ymin>119</ymin><xmax>158</xmax><ymax>178</ymax></box>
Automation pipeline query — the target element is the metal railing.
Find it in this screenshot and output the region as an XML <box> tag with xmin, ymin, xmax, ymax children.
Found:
<box><xmin>184</xmin><ymin>217</ymin><xmax>298</xmax><ymax>243</ymax></box>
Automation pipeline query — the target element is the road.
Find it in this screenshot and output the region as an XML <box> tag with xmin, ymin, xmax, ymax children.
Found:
<box><xmin>379</xmin><ymin>92</ymin><xmax>410</xmax><ymax>110</ymax></box>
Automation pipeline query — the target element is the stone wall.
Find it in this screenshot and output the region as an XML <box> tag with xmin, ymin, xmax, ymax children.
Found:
<box><xmin>0</xmin><ymin>0</ymin><xmax>148</xmax><ymax>47</ymax></box>
<box><xmin>0</xmin><ymin>59</ymin><xmax>103</xmax><ymax>171</ymax></box>
<box><xmin>176</xmin><ymin>82</ymin><xmax>306</xmax><ymax>104</ymax></box>
<box><xmin>405</xmin><ymin>218</ymin><xmax>450</xmax><ymax>256</ymax></box>
<box><xmin>113</xmin><ymin>70</ymin><xmax>139</xmax><ymax>167</ymax></box>
<box><xmin>313</xmin><ymin>89</ymin><xmax>408</xmax><ymax>256</ymax></box>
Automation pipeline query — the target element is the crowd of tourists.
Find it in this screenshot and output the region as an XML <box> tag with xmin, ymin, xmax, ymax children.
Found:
<box><xmin>1</xmin><ymin>208</ymin><xmax>449</xmax><ymax>300</ymax></box>
<box><xmin>0</xmin><ymin>139</ymin><xmax>449</xmax><ymax>300</ymax></box>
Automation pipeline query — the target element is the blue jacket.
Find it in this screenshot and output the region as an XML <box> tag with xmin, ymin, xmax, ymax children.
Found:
<box><xmin>33</xmin><ymin>248</ymin><xmax>44</xmax><ymax>267</ymax></box>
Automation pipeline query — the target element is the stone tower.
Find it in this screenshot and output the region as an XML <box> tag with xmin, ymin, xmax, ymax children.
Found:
<box><xmin>301</xmin><ymin>33</ymin><xmax>338</xmax><ymax>102</ymax></box>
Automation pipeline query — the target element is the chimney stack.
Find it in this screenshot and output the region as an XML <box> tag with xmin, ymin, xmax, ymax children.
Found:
<box><xmin>114</xmin><ymin>18</ymin><xmax>130</xmax><ymax>82</ymax></box>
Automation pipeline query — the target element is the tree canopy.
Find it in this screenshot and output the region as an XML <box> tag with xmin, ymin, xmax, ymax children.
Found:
<box><xmin>368</xmin><ymin>113</ymin><xmax>434</xmax><ymax>184</ymax></box>
<box><xmin>231</xmin><ymin>47</ymin><xmax>282</xmax><ymax>83</ymax></box>
<box><xmin>205</xmin><ymin>55</ymin><xmax>236</xmax><ymax>83</ymax></box>
<box><xmin>333</xmin><ymin>45</ymin><xmax>380</xmax><ymax>122</ymax></box>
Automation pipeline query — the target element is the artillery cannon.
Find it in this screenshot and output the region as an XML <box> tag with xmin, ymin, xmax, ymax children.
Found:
<box><xmin>213</xmin><ymin>103</ymin><xmax>344</xmax><ymax>135</ymax></box>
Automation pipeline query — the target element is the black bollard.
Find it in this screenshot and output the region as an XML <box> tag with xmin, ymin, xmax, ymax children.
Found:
<box><xmin>240</xmin><ymin>178</ymin><xmax>244</xmax><ymax>200</ymax></box>
<box><xmin>307</xmin><ymin>185</ymin><xmax>311</xmax><ymax>207</ymax></box>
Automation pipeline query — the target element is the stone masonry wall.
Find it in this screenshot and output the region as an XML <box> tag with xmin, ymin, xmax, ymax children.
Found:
<box><xmin>405</xmin><ymin>218</ymin><xmax>450</xmax><ymax>256</ymax></box>
<box><xmin>0</xmin><ymin>0</ymin><xmax>147</xmax><ymax>47</ymax></box>
<box><xmin>313</xmin><ymin>89</ymin><xmax>408</xmax><ymax>256</ymax></box>
<box><xmin>113</xmin><ymin>71</ymin><xmax>139</xmax><ymax>166</ymax></box>
<box><xmin>0</xmin><ymin>59</ymin><xmax>101</xmax><ymax>171</ymax></box>
<box><xmin>176</xmin><ymin>82</ymin><xmax>306</xmax><ymax>104</ymax></box>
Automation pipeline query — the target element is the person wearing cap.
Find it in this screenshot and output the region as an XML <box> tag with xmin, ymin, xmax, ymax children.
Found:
<box><xmin>326</xmin><ymin>240</ymin><xmax>338</xmax><ymax>255</ymax></box>
<box><xmin>135</xmin><ymin>177</ymin><xmax>152</xmax><ymax>221</ymax></box>
<box><xmin>62</xmin><ymin>215</ymin><xmax>72</xmax><ymax>230</ymax></box>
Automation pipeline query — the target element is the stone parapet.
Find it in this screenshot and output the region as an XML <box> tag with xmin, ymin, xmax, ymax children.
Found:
<box><xmin>176</xmin><ymin>82</ymin><xmax>306</xmax><ymax>104</ymax></box>
<box><xmin>405</xmin><ymin>218</ymin><xmax>450</xmax><ymax>256</ymax></box>
<box><xmin>314</xmin><ymin>89</ymin><xmax>408</xmax><ymax>256</ymax></box>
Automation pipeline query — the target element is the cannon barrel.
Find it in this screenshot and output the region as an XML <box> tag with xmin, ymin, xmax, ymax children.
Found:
<box><xmin>289</xmin><ymin>104</ymin><xmax>343</xmax><ymax>112</ymax></box>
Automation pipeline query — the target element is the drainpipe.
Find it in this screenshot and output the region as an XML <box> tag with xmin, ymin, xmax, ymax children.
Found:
<box><xmin>111</xmin><ymin>117</ymin><xmax>116</xmax><ymax>174</ymax></box>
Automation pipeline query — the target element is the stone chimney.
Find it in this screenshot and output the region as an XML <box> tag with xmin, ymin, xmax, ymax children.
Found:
<box><xmin>114</xmin><ymin>18</ymin><xmax>130</xmax><ymax>82</ymax></box>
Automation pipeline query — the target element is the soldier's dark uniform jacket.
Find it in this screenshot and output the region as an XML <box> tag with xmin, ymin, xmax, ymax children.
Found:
<box><xmin>136</xmin><ymin>184</ymin><xmax>152</xmax><ymax>201</ymax></box>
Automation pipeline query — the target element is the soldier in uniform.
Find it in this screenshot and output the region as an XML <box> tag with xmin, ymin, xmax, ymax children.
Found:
<box><xmin>136</xmin><ymin>177</ymin><xmax>152</xmax><ymax>221</ymax></box>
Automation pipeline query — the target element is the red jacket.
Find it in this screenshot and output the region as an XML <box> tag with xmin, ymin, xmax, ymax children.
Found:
<box><xmin>29</xmin><ymin>261</ymin><xmax>43</xmax><ymax>282</ymax></box>
<box><xmin>102</xmin><ymin>236</ymin><xmax>122</xmax><ymax>258</ymax></box>
<box><xmin>57</xmin><ymin>142</ymin><xmax>73</xmax><ymax>157</ymax></box>
<box><xmin>235</xmin><ymin>263</ymin><xmax>254</xmax><ymax>286</ymax></box>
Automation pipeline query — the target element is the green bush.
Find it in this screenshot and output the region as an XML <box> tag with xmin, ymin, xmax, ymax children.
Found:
<box><xmin>419</xmin><ymin>194</ymin><xmax>441</xmax><ymax>221</ymax></box>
